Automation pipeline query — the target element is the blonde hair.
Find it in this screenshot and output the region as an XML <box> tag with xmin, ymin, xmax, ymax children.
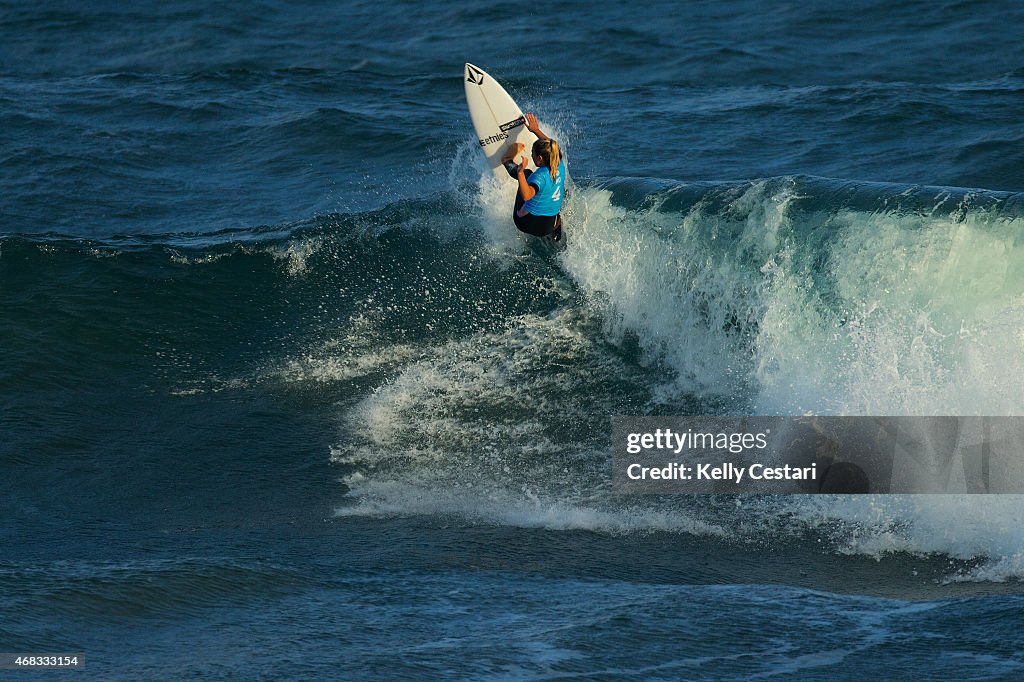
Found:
<box><xmin>532</xmin><ymin>139</ymin><xmax>561</xmax><ymax>181</ymax></box>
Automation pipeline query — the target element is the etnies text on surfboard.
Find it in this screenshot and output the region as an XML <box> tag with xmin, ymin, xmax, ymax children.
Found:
<box><xmin>479</xmin><ymin>132</ymin><xmax>509</xmax><ymax>147</ymax></box>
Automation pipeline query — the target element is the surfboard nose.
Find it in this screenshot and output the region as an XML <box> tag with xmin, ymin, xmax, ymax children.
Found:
<box><xmin>465</xmin><ymin>63</ymin><xmax>485</xmax><ymax>86</ymax></box>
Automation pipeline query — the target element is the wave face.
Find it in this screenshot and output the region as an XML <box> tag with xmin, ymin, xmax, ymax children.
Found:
<box><xmin>565</xmin><ymin>175</ymin><xmax>1024</xmax><ymax>416</ymax></box>
<box><xmin>7</xmin><ymin>173</ymin><xmax>1022</xmax><ymax>584</ymax></box>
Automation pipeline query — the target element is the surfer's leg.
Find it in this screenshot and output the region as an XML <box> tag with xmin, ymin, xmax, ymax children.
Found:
<box><xmin>512</xmin><ymin>188</ymin><xmax>528</xmax><ymax>231</ymax></box>
<box><xmin>551</xmin><ymin>214</ymin><xmax>563</xmax><ymax>242</ymax></box>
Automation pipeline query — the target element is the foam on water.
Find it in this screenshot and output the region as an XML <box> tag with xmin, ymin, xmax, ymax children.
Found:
<box><xmin>780</xmin><ymin>494</ymin><xmax>1024</xmax><ymax>583</ymax></box>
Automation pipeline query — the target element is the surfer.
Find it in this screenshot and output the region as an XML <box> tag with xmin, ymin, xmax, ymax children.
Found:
<box><xmin>501</xmin><ymin>113</ymin><xmax>564</xmax><ymax>241</ymax></box>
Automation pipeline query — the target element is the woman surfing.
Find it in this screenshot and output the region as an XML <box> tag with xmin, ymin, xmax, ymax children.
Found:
<box><xmin>501</xmin><ymin>113</ymin><xmax>564</xmax><ymax>242</ymax></box>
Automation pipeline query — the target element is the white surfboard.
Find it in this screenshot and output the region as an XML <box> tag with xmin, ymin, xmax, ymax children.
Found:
<box><xmin>464</xmin><ymin>63</ymin><xmax>537</xmax><ymax>177</ymax></box>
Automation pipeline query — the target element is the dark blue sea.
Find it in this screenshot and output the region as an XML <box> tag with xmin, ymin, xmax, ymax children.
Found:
<box><xmin>3</xmin><ymin>1</ymin><xmax>1024</xmax><ymax>679</ymax></box>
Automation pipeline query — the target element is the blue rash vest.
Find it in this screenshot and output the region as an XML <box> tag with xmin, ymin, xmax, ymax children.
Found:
<box><xmin>522</xmin><ymin>163</ymin><xmax>565</xmax><ymax>217</ymax></box>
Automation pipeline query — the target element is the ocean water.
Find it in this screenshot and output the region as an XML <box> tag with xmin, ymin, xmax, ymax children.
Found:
<box><xmin>3</xmin><ymin>0</ymin><xmax>1024</xmax><ymax>679</ymax></box>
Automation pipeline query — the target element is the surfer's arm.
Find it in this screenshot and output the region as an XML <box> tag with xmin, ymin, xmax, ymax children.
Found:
<box><xmin>517</xmin><ymin>164</ymin><xmax>537</xmax><ymax>202</ymax></box>
<box><xmin>525</xmin><ymin>113</ymin><xmax>548</xmax><ymax>140</ymax></box>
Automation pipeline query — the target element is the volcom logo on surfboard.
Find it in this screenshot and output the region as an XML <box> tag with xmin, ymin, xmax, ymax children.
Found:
<box><xmin>466</xmin><ymin>65</ymin><xmax>485</xmax><ymax>85</ymax></box>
